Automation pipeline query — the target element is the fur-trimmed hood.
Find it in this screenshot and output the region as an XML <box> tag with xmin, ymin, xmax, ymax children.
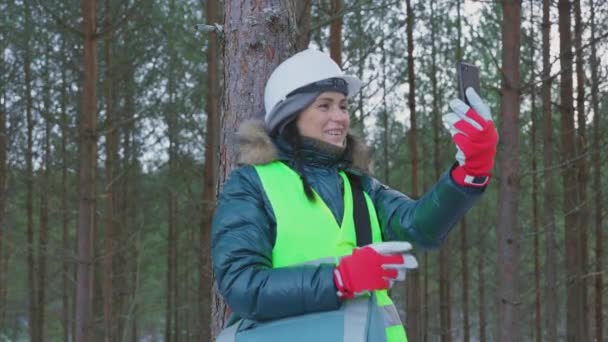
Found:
<box><xmin>235</xmin><ymin>120</ymin><xmax>373</xmax><ymax>173</ymax></box>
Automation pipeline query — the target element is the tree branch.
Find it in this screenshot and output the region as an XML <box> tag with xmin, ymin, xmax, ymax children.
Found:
<box><xmin>33</xmin><ymin>0</ymin><xmax>81</xmax><ymax>37</ymax></box>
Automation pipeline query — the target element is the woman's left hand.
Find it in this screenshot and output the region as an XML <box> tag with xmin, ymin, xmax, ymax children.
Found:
<box><xmin>442</xmin><ymin>88</ymin><xmax>498</xmax><ymax>187</ymax></box>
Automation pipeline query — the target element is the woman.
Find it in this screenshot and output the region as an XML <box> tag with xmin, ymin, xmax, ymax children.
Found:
<box><xmin>211</xmin><ymin>49</ymin><xmax>498</xmax><ymax>342</ymax></box>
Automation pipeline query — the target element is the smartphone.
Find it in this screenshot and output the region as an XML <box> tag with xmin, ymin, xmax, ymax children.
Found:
<box><xmin>457</xmin><ymin>62</ymin><xmax>480</xmax><ymax>105</ymax></box>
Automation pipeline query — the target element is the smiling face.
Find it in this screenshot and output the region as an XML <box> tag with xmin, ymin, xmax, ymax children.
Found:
<box><xmin>296</xmin><ymin>92</ymin><xmax>350</xmax><ymax>147</ymax></box>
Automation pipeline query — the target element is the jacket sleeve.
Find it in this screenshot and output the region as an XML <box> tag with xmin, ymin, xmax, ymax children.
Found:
<box><xmin>211</xmin><ymin>166</ymin><xmax>341</xmax><ymax>322</ymax></box>
<box><xmin>362</xmin><ymin>165</ymin><xmax>484</xmax><ymax>248</ymax></box>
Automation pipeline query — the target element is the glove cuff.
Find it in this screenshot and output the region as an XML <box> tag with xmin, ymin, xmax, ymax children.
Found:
<box><xmin>333</xmin><ymin>268</ymin><xmax>353</xmax><ymax>299</ymax></box>
<box><xmin>451</xmin><ymin>165</ymin><xmax>490</xmax><ymax>188</ymax></box>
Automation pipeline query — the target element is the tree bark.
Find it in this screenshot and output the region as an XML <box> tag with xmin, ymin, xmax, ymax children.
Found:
<box><xmin>349</xmin><ymin>5</ymin><xmax>366</xmax><ymax>132</ymax></box>
<box><xmin>428</xmin><ymin>3</ymin><xmax>440</xmax><ymax>341</ymax></box>
<box><xmin>380</xmin><ymin>29</ymin><xmax>390</xmax><ymax>185</ymax></box>
<box><xmin>214</xmin><ymin>0</ymin><xmax>297</xmax><ymax>338</ymax></box>
<box><xmin>75</xmin><ymin>0</ymin><xmax>98</xmax><ymax>340</ymax></box>
<box><xmin>404</xmin><ymin>1</ymin><xmax>421</xmax><ymax>340</ymax></box>
<box><xmin>24</xmin><ymin>1</ymin><xmax>38</xmax><ymax>339</ymax></box>
<box><xmin>455</xmin><ymin>2</ymin><xmax>470</xmax><ymax>340</ymax></box>
<box><xmin>496</xmin><ymin>1</ymin><xmax>522</xmax><ymax>341</ymax></box>
<box><xmin>529</xmin><ymin>3</ymin><xmax>542</xmax><ymax>341</ymax></box>
<box><xmin>121</xmin><ymin>59</ymin><xmax>137</xmax><ymax>342</ymax></box>
<box><xmin>102</xmin><ymin>2</ymin><xmax>117</xmax><ymax>339</ymax></box>
<box><xmin>460</xmin><ymin>217</ymin><xmax>469</xmax><ymax>342</ymax></box>
<box><xmin>531</xmin><ymin>58</ymin><xmax>542</xmax><ymax>342</ymax></box>
<box><xmin>200</xmin><ymin>0</ymin><xmax>220</xmax><ymax>340</ymax></box>
<box><xmin>423</xmin><ymin>253</ymin><xmax>429</xmax><ymax>342</ymax></box>
<box><xmin>430</xmin><ymin>1</ymin><xmax>451</xmax><ymax>340</ymax></box>
<box><xmin>329</xmin><ymin>0</ymin><xmax>343</xmax><ymax>66</ymax></box>
<box><xmin>166</xmin><ymin>120</ymin><xmax>177</xmax><ymax>342</ymax></box>
<box><xmin>165</xmin><ymin>2</ymin><xmax>179</xmax><ymax>341</ymax></box>
<box><xmin>0</xmin><ymin>34</ymin><xmax>6</xmax><ymax>330</ymax></box>
<box><xmin>573</xmin><ymin>2</ymin><xmax>590</xmax><ymax>339</ymax></box>
<box><xmin>478</xmin><ymin>218</ymin><xmax>486</xmax><ymax>342</ymax></box>
<box><xmin>541</xmin><ymin>0</ymin><xmax>558</xmax><ymax>339</ymax></box>
<box><xmin>116</xmin><ymin>21</ymin><xmax>139</xmax><ymax>341</ymax></box>
<box><xmin>295</xmin><ymin>0</ymin><xmax>313</xmax><ymax>51</ymax></box>
<box><xmin>60</xmin><ymin>61</ymin><xmax>71</xmax><ymax>342</ymax></box>
<box><xmin>420</xmin><ymin>96</ymin><xmax>429</xmax><ymax>342</ymax></box>
<box><xmin>36</xmin><ymin>56</ymin><xmax>52</xmax><ymax>342</ymax></box>
<box><xmin>164</xmin><ymin>59</ymin><xmax>173</xmax><ymax>342</ymax></box>
<box><xmin>589</xmin><ymin>0</ymin><xmax>603</xmax><ymax>340</ymax></box>
<box><xmin>167</xmin><ymin>24</ymin><xmax>178</xmax><ymax>342</ymax></box>
<box><xmin>558</xmin><ymin>1</ymin><xmax>585</xmax><ymax>340</ymax></box>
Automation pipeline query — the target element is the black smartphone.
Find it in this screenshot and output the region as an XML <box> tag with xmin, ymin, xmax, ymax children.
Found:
<box><xmin>457</xmin><ymin>62</ymin><xmax>480</xmax><ymax>106</ymax></box>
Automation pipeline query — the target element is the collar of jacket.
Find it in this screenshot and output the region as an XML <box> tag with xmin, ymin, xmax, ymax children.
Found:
<box><xmin>236</xmin><ymin>120</ymin><xmax>372</xmax><ymax>174</ymax></box>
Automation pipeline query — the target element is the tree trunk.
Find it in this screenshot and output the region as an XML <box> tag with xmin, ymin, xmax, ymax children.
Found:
<box><xmin>404</xmin><ymin>0</ymin><xmax>421</xmax><ymax>340</ymax></box>
<box><xmin>171</xmin><ymin>93</ymin><xmax>179</xmax><ymax>342</ymax></box>
<box><xmin>478</xmin><ymin>218</ymin><xmax>486</xmax><ymax>342</ymax></box>
<box><xmin>166</xmin><ymin>1</ymin><xmax>179</xmax><ymax>340</ymax></box>
<box><xmin>166</xmin><ymin>87</ymin><xmax>178</xmax><ymax>342</ymax></box>
<box><xmin>36</xmin><ymin>57</ymin><xmax>52</xmax><ymax>341</ymax></box>
<box><xmin>75</xmin><ymin>0</ymin><xmax>98</xmax><ymax>340</ymax></box>
<box><xmin>295</xmin><ymin>0</ymin><xmax>313</xmax><ymax>51</ymax></box>
<box><xmin>589</xmin><ymin>1</ymin><xmax>603</xmax><ymax>340</ymax></box>
<box><xmin>430</xmin><ymin>1</ymin><xmax>450</xmax><ymax>340</ymax></box>
<box><xmin>172</xmin><ymin>80</ymin><xmax>180</xmax><ymax>342</ymax></box>
<box><xmin>529</xmin><ymin>2</ymin><xmax>542</xmax><ymax>341</ymax></box>
<box><xmin>92</xmin><ymin>224</ymin><xmax>102</xmax><ymax>341</ymax></box>
<box><xmin>541</xmin><ymin>0</ymin><xmax>558</xmax><ymax>339</ymax></box>
<box><xmin>496</xmin><ymin>1</ymin><xmax>522</xmax><ymax>341</ymax></box>
<box><xmin>214</xmin><ymin>0</ymin><xmax>297</xmax><ymax>338</ymax></box>
<box><xmin>121</xmin><ymin>60</ymin><xmax>137</xmax><ymax>342</ymax></box>
<box><xmin>380</xmin><ymin>24</ymin><xmax>390</xmax><ymax>185</ymax></box>
<box><xmin>573</xmin><ymin>2</ymin><xmax>590</xmax><ymax>339</ymax></box>
<box><xmin>116</xmin><ymin>25</ymin><xmax>138</xmax><ymax>342</ymax></box>
<box><xmin>460</xmin><ymin>217</ymin><xmax>469</xmax><ymax>342</ymax></box>
<box><xmin>428</xmin><ymin>4</ymin><xmax>440</xmax><ymax>341</ymax></box>
<box><xmin>166</xmin><ymin>142</ymin><xmax>176</xmax><ymax>342</ymax></box>
<box><xmin>175</xmin><ymin>237</ymin><xmax>182</xmax><ymax>341</ymax></box>
<box><xmin>329</xmin><ymin>0</ymin><xmax>343</xmax><ymax>66</ymax></box>
<box><xmin>0</xmin><ymin>36</ymin><xmax>6</xmax><ymax>330</ymax></box>
<box><xmin>455</xmin><ymin>2</ymin><xmax>470</xmax><ymax>340</ymax></box>
<box><xmin>24</xmin><ymin>1</ymin><xmax>38</xmax><ymax>339</ymax></box>
<box><xmin>420</xmin><ymin>96</ymin><xmax>429</xmax><ymax>342</ymax></box>
<box><xmin>422</xmin><ymin>253</ymin><xmax>429</xmax><ymax>342</ymax></box>
<box><xmin>558</xmin><ymin>1</ymin><xmax>585</xmax><ymax>340</ymax></box>
<box><xmin>200</xmin><ymin>0</ymin><xmax>220</xmax><ymax>340</ymax></box>
<box><xmin>60</xmin><ymin>62</ymin><xmax>71</xmax><ymax>342</ymax></box>
<box><xmin>37</xmin><ymin>118</ymin><xmax>49</xmax><ymax>342</ymax></box>
<box><xmin>350</xmin><ymin>6</ymin><xmax>366</xmax><ymax>132</ymax></box>
<box><xmin>103</xmin><ymin>2</ymin><xmax>117</xmax><ymax>339</ymax></box>
<box><xmin>131</xmin><ymin>305</ymin><xmax>138</xmax><ymax>342</ymax></box>
<box><xmin>531</xmin><ymin>79</ymin><xmax>542</xmax><ymax>341</ymax></box>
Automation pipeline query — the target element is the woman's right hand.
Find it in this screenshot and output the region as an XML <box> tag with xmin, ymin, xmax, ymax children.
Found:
<box><xmin>442</xmin><ymin>87</ymin><xmax>498</xmax><ymax>187</ymax></box>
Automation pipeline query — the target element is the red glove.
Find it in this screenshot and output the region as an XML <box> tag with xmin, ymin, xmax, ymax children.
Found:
<box><xmin>443</xmin><ymin>88</ymin><xmax>498</xmax><ymax>187</ymax></box>
<box><xmin>333</xmin><ymin>246</ymin><xmax>404</xmax><ymax>299</ymax></box>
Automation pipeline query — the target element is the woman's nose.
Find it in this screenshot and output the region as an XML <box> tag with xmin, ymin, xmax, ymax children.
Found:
<box><xmin>330</xmin><ymin>108</ymin><xmax>349</xmax><ymax>122</ymax></box>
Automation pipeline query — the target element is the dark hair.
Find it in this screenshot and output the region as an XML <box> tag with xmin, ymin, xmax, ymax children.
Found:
<box><xmin>282</xmin><ymin>121</ymin><xmax>316</xmax><ymax>202</ymax></box>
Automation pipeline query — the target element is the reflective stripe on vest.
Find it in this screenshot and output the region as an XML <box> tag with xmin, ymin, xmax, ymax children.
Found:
<box><xmin>255</xmin><ymin>161</ymin><xmax>408</xmax><ymax>342</ymax></box>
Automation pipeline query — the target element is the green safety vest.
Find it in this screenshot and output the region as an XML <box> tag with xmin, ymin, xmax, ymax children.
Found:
<box><xmin>255</xmin><ymin>161</ymin><xmax>408</xmax><ymax>342</ymax></box>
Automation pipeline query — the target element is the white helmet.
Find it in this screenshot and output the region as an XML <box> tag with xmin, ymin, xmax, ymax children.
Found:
<box><xmin>264</xmin><ymin>49</ymin><xmax>363</xmax><ymax>127</ymax></box>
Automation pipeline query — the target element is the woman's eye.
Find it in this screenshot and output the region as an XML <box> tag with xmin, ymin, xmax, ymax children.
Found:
<box><xmin>319</xmin><ymin>104</ymin><xmax>329</xmax><ymax>110</ymax></box>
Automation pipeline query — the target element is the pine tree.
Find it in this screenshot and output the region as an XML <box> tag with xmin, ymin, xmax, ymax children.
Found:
<box><xmin>212</xmin><ymin>1</ymin><xmax>298</xmax><ymax>337</ymax></box>
<box><xmin>496</xmin><ymin>0</ymin><xmax>522</xmax><ymax>340</ymax></box>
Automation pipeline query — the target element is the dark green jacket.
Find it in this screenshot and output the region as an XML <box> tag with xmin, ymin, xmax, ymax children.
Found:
<box><xmin>211</xmin><ymin>120</ymin><xmax>484</xmax><ymax>322</ymax></box>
